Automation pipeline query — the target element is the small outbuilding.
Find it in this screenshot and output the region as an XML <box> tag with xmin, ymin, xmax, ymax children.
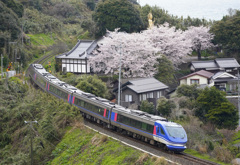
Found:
<box><xmin>55</xmin><ymin>40</ymin><xmax>97</xmax><ymax>74</ymax></box>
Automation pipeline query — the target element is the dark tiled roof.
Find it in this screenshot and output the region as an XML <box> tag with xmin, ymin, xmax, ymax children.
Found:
<box><xmin>191</xmin><ymin>58</ymin><xmax>240</xmax><ymax>69</ymax></box>
<box><xmin>215</xmin><ymin>58</ymin><xmax>240</xmax><ymax>68</ymax></box>
<box><xmin>126</xmin><ymin>77</ymin><xmax>169</xmax><ymax>93</ymax></box>
<box><xmin>56</xmin><ymin>40</ymin><xmax>97</xmax><ymax>59</ymax></box>
<box><xmin>191</xmin><ymin>60</ymin><xmax>218</xmax><ymax>69</ymax></box>
<box><xmin>180</xmin><ymin>70</ymin><xmax>214</xmax><ymax>80</ymax></box>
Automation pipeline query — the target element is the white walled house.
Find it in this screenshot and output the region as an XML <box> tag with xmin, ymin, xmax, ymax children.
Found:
<box><xmin>55</xmin><ymin>40</ymin><xmax>97</xmax><ymax>74</ymax></box>
<box><xmin>179</xmin><ymin>70</ymin><xmax>214</xmax><ymax>86</ymax></box>
<box><xmin>179</xmin><ymin>70</ymin><xmax>238</xmax><ymax>93</ymax></box>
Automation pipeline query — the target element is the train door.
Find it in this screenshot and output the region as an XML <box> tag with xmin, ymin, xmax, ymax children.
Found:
<box><xmin>153</xmin><ymin>122</ymin><xmax>167</xmax><ymax>144</ymax></box>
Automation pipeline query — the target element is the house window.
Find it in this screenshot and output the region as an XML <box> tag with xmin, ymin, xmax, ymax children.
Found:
<box><xmin>142</xmin><ymin>94</ymin><xmax>147</xmax><ymax>100</ymax></box>
<box><xmin>147</xmin><ymin>92</ymin><xmax>153</xmax><ymax>98</ymax></box>
<box><xmin>125</xmin><ymin>95</ymin><xmax>132</xmax><ymax>102</ymax></box>
<box><xmin>157</xmin><ymin>91</ymin><xmax>162</xmax><ymax>98</ymax></box>
<box><xmin>190</xmin><ymin>79</ymin><xmax>199</xmax><ymax>84</ymax></box>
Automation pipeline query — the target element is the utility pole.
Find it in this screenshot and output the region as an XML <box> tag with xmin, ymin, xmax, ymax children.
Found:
<box><xmin>1</xmin><ymin>54</ymin><xmax>3</xmax><ymax>78</ymax></box>
<box><xmin>111</xmin><ymin>44</ymin><xmax>123</xmax><ymax>105</ymax></box>
<box><xmin>118</xmin><ymin>45</ymin><xmax>122</xmax><ymax>106</ymax></box>
<box><xmin>25</xmin><ymin>121</ymin><xmax>38</xmax><ymax>165</ymax></box>
<box><xmin>9</xmin><ymin>42</ymin><xmax>17</xmax><ymax>63</ymax></box>
<box><xmin>238</xmin><ymin>69</ymin><xmax>240</xmax><ymax>126</ymax></box>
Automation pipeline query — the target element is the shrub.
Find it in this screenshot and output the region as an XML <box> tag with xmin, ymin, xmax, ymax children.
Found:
<box><xmin>154</xmin><ymin>157</ymin><xmax>167</xmax><ymax>165</ymax></box>
<box><xmin>157</xmin><ymin>97</ymin><xmax>176</xmax><ymax>117</ymax></box>
<box><xmin>76</xmin><ymin>75</ymin><xmax>109</xmax><ymax>98</ymax></box>
<box><xmin>212</xmin><ymin>146</ymin><xmax>233</xmax><ymax>163</ymax></box>
<box><xmin>140</xmin><ymin>100</ymin><xmax>155</xmax><ymax>114</ymax></box>
<box><xmin>178</xmin><ymin>97</ymin><xmax>196</xmax><ymax>110</ymax></box>
<box><xmin>176</xmin><ymin>84</ymin><xmax>201</xmax><ymax>99</ymax></box>
<box><xmin>66</xmin><ymin>72</ymin><xmax>73</xmax><ymax>78</ymax></box>
<box><xmin>135</xmin><ymin>153</ymin><xmax>150</xmax><ymax>164</ymax></box>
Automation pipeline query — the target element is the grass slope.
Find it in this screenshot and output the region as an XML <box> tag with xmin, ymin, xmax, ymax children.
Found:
<box><xmin>48</xmin><ymin>125</ymin><xmax>167</xmax><ymax>165</ymax></box>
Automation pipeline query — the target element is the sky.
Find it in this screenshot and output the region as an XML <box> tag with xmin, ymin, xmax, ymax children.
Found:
<box><xmin>138</xmin><ymin>0</ymin><xmax>240</xmax><ymax>20</ymax></box>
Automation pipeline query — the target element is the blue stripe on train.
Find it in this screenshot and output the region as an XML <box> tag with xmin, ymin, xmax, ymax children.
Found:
<box><xmin>73</xmin><ymin>104</ymin><xmax>109</xmax><ymax>120</ymax></box>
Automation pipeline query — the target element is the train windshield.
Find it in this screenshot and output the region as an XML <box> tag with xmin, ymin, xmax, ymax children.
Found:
<box><xmin>165</xmin><ymin>126</ymin><xmax>186</xmax><ymax>139</ymax></box>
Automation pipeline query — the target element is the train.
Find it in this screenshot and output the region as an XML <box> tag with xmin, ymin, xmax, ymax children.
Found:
<box><xmin>28</xmin><ymin>64</ymin><xmax>187</xmax><ymax>152</ymax></box>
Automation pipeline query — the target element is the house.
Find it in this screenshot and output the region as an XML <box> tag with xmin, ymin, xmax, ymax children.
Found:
<box><xmin>55</xmin><ymin>40</ymin><xmax>97</xmax><ymax>74</ymax></box>
<box><xmin>179</xmin><ymin>70</ymin><xmax>214</xmax><ymax>86</ymax></box>
<box><xmin>211</xmin><ymin>72</ymin><xmax>238</xmax><ymax>92</ymax></box>
<box><xmin>179</xmin><ymin>70</ymin><xmax>238</xmax><ymax>93</ymax></box>
<box><xmin>113</xmin><ymin>77</ymin><xmax>169</xmax><ymax>109</ymax></box>
<box><xmin>190</xmin><ymin>58</ymin><xmax>240</xmax><ymax>75</ymax></box>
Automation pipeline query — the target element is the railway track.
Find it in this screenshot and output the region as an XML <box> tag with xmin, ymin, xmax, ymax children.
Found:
<box><xmin>84</xmin><ymin>118</ymin><xmax>220</xmax><ymax>165</ymax></box>
<box><xmin>34</xmin><ymin>52</ymin><xmax>56</xmax><ymax>65</ymax></box>
<box><xmin>28</xmin><ymin>51</ymin><xmax>220</xmax><ymax>165</ymax></box>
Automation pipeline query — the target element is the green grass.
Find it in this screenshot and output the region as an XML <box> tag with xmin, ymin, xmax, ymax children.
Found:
<box><xmin>27</xmin><ymin>33</ymin><xmax>56</xmax><ymax>46</ymax></box>
<box><xmin>48</xmin><ymin>127</ymin><xmax>162</xmax><ymax>165</ymax></box>
<box><xmin>232</xmin><ymin>131</ymin><xmax>240</xmax><ymax>145</ymax></box>
<box><xmin>184</xmin><ymin>149</ymin><xmax>230</xmax><ymax>165</ymax></box>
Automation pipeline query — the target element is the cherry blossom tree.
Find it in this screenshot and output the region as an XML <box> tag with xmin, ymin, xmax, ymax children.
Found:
<box><xmin>89</xmin><ymin>24</ymin><xmax>214</xmax><ymax>78</ymax></box>
<box><xmin>142</xmin><ymin>23</ymin><xmax>192</xmax><ymax>65</ymax></box>
<box><xmin>89</xmin><ymin>29</ymin><xmax>160</xmax><ymax>77</ymax></box>
<box><xmin>185</xmin><ymin>26</ymin><xmax>214</xmax><ymax>60</ymax></box>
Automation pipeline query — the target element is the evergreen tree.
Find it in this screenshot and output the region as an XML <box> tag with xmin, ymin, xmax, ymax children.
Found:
<box><xmin>76</xmin><ymin>75</ymin><xmax>109</xmax><ymax>99</ymax></box>
<box><xmin>157</xmin><ymin>97</ymin><xmax>175</xmax><ymax>117</ymax></box>
<box><xmin>210</xmin><ymin>10</ymin><xmax>240</xmax><ymax>55</ymax></box>
<box><xmin>93</xmin><ymin>0</ymin><xmax>143</xmax><ymax>37</ymax></box>
<box><xmin>140</xmin><ymin>100</ymin><xmax>155</xmax><ymax>115</ymax></box>
<box><xmin>196</xmin><ymin>86</ymin><xmax>238</xmax><ymax>129</ymax></box>
<box><xmin>176</xmin><ymin>84</ymin><xmax>201</xmax><ymax>99</ymax></box>
<box><xmin>154</xmin><ymin>55</ymin><xmax>176</xmax><ymax>87</ymax></box>
<box><xmin>205</xmin><ymin>102</ymin><xmax>238</xmax><ymax>130</ymax></box>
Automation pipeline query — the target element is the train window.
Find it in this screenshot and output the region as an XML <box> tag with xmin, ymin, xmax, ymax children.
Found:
<box><xmin>117</xmin><ymin>114</ymin><xmax>124</xmax><ymax>123</ymax></box>
<box><xmin>75</xmin><ymin>98</ymin><xmax>85</xmax><ymax>109</ymax></box>
<box><xmin>160</xmin><ymin>127</ymin><xmax>165</xmax><ymax>135</ymax></box>
<box><xmin>145</xmin><ymin>124</ymin><xmax>152</xmax><ymax>133</ymax></box>
<box><xmin>80</xmin><ymin>100</ymin><xmax>85</xmax><ymax>107</ymax></box>
<box><xmin>136</xmin><ymin>121</ymin><xmax>141</xmax><ymax>129</ymax></box>
<box><xmin>36</xmin><ymin>76</ymin><xmax>45</xmax><ymax>88</ymax></box>
<box><xmin>157</xmin><ymin>127</ymin><xmax>159</xmax><ymax>134</ymax></box>
<box><xmin>97</xmin><ymin>107</ymin><xmax>103</xmax><ymax>116</ymax></box>
<box><xmin>106</xmin><ymin>109</ymin><xmax>109</xmax><ymax>118</ymax></box>
<box><xmin>142</xmin><ymin>123</ymin><xmax>147</xmax><ymax>131</ymax></box>
<box><xmin>130</xmin><ymin>119</ymin><xmax>141</xmax><ymax>129</ymax></box>
<box><xmin>117</xmin><ymin>114</ymin><xmax>130</xmax><ymax>125</ymax></box>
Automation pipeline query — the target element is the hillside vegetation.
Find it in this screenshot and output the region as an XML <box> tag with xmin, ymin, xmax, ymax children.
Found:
<box><xmin>1</xmin><ymin>0</ymin><xmax>240</xmax><ymax>164</ymax></box>
<box><xmin>0</xmin><ymin>77</ymin><xmax>168</xmax><ymax>165</ymax></box>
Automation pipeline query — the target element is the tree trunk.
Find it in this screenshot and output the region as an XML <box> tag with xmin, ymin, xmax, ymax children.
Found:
<box><xmin>197</xmin><ymin>49</ymin><xmax>201</xmax><ymax>60</ymax></box>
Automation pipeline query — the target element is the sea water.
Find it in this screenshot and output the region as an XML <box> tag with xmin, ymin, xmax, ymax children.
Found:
<box><xmin>139</xmin><ymin>0</ymin><xmax>240</xmax><ymax>20</ymax></box>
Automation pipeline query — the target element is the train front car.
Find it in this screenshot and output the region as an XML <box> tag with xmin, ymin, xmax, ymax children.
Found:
<box><xmin>154</xmin><ymin>121</ymin><xmax>187</xmax><ymax>152</ymax></box>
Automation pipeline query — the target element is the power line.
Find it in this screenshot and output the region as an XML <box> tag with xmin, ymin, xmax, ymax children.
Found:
<box><xmin>24</xmin><ymin>120</ymin><xmax>38</xmax><ymax>165</ymax></box>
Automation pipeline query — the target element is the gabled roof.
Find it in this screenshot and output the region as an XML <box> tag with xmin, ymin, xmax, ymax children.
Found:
<box><xmin>56</xmin><ymin>40</ymin><xmax>97</xmax><ymax>59</ymax></box>
<box><xmin>114</xmin><ymin>77</ymin><xmax>169</xmax><ymax>94</ymax></box>
<box><xmin>191</xmin><ymin>60</ymin><xmax>218</xmax><ymax>69</ymax></box>
<box><xmin>191</xmin><ymin>58</ymin><xmax>240</xmax><ymax>70</ymax></box>
<box><xmin>179</xmin><ymin>70</ymin><xmax>214</xmax><ymax>80</ymax></box>
<box><xmin>212</xmin><ymin>71</ymin><xmax>237</xmax><ymax>80</ymax></box>
<box><xmin>215</xmin><ymin>58</ymin><xmax>240</xmax><ymax>68</ymax></box>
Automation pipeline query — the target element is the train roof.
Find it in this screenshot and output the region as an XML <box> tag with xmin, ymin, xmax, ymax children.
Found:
<box><xmin>32</xmin><ymin>64</ymin><xmax>81</xmax><ymax>93</ymax></box>
<box><xmin>31</xmin><ymin>64</ymin><xmax>167</xmax><ymax>123</ymax></box>
<box><xmin>113</xmin><ymin>107</ymin><xmax>167</xmax><ymax>123</ymax></box>
<box><xmin>157</xmin><ymin>121</ymin><xmax>183</xmax><ymax>127</ymax></box>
